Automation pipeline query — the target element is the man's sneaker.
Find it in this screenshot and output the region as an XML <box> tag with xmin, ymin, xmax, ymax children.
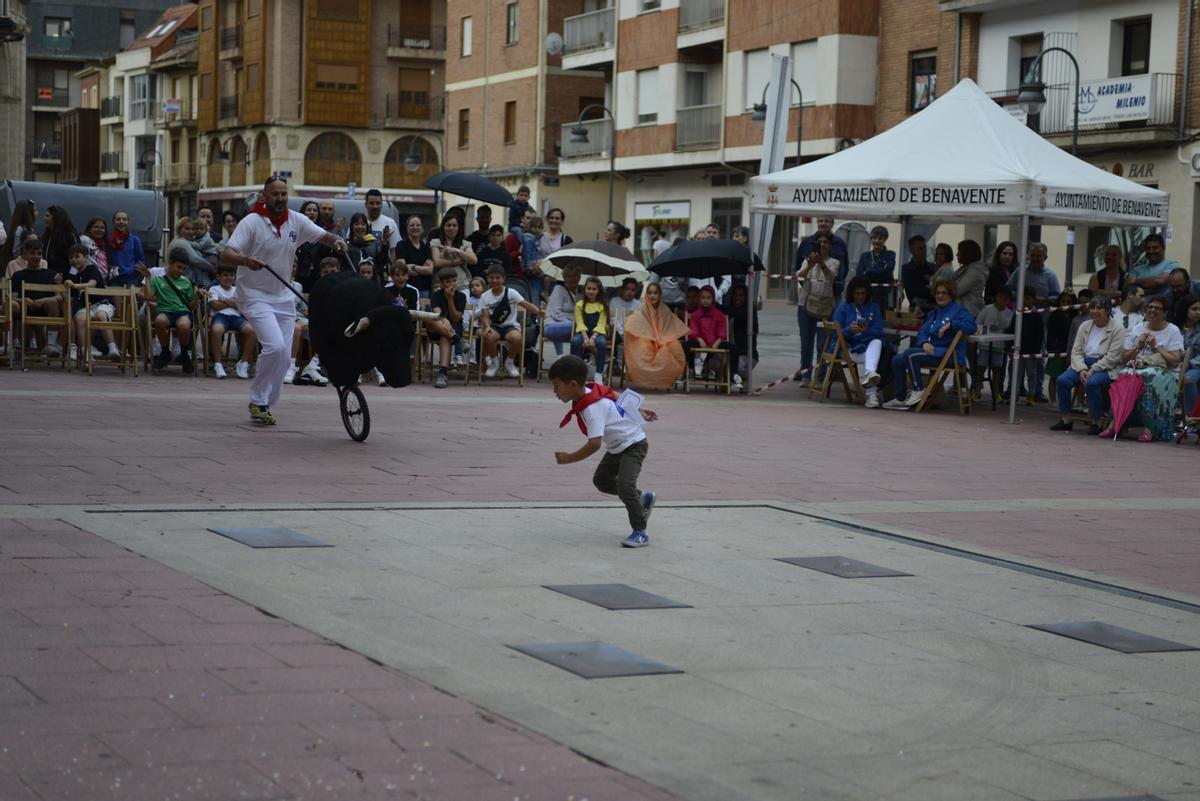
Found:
<box><xmin>434</xmin><ymin>371</ymin><xmax>449</xmax><ymax>389</ymax></box>
<box><xmin>248</xmin><ymin>402</ymin><xmax>276</xmax><ymax>425</ymax></box>
<box><xmin>300</xmin><ymin>361</ymin><xmax>327</xmax><ymax>385</ymax></box>
<box><xmin>68</xmin><ymin>344</ymin><xmax>78</xmax><ymax>362</ymax></box>
<box><xmin>284</xmin><ymin>363</ymin><xmax>297</xmax><ymax>384</ymax></box>
<box><xmin>881</xmin><ymin>397</ymin><xmax>910</xmax><ymax>410</ymax></box>
<box><xmin>485</xmin><ymin>356</ymin><xmax>500</xmax><ymax>378</ymax></box>
<box><xmin>235</xmin><ymin>361</ymin><xmax>251</xmax><ymax>379</ymax></box>
<box><xmin>864</xmin><ymin>371</ymin><xmax>881</xmax><ymax>388</ymax></box>
<box><xmin>1049</xmin><ymin>420</ymin><xmax>1073</xmax><ymax>432</ymax></box>
<box><xmin>622</xmin><ymin>530</ymin><xmax>649</xmax><ymax>548</ymax></box>
<box><xmin>642</xmin><ymin>491</ymin><xmax>656</xmax><ymax>523</ymax></box>
<box><xmin>213</xmin><ymin>362</ymin><xmax>227</xmax><ymax>379</ymax></box>
<box><xmin>904</xmin><ymin>388</ymin><xmax>926</xmax><ymax>407</ymax></box>
<box><xmin>152</xmin><ymin>352</ymin><xmax>169</xmax><ymax>370</ymax></box>
<box><xmin>180</xmin><ymin>351</ymin><xmax>194</xmax><ymax>375</ymax></box>
<box><xmin>505</xmin><ymin>358</ymin><xmax>520</xmax><ymax>378</ymax></box>
<box><xmin>865</xmin><ymin>394</ymin><xmax>881</xmax><ymax>409</ymax></box>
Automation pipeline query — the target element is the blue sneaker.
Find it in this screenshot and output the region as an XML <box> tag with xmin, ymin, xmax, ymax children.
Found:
<box><xmin>622</xmin><ymin>530</ymin><xmax>649</xmax><ymax>548</ymax></box>
<box><xmin>641</xmin><ymin>491</ymin><xmax>656</xmax><ymax>522</ymax></box>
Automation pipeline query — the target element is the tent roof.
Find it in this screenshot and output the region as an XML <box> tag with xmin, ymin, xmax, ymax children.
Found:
<box><xmin>749</xmin><ymin>79</ymin><xmax>1168</xmax><ymax>226</ymax></box>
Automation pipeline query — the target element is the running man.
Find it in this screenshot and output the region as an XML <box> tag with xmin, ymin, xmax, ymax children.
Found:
<box><xmin>221</xmin><ymin>176</ymin><xmax>347</xmax><ymax>425</ymax></box>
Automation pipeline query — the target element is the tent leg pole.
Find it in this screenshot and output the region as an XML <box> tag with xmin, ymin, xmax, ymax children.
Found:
<box><xmin>1008</xmin><ymin>214</ymin><xmax>1031</xmax><ymax>425</ymax></box>
<box><xmin>746</xmin><ymin>270</ymin><xmax>758</xmax><ymax>394</ymax></box>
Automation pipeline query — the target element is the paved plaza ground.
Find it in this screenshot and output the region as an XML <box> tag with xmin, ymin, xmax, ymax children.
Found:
<box><xmin>2</xmin><ymin>300</ymin><xmax>1198</xmax><ymax>800</ymax></box>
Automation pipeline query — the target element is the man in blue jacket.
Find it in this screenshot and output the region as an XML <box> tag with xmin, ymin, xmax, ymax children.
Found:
<box><xmin>105</xmin><ymin>210</ymin><xmax>146</xmax><ymax>287</ymax></box>
<box><xmin>882</xmin><ymin>279</ymin><xmax>977</xmax><ymax>409</ymax></box>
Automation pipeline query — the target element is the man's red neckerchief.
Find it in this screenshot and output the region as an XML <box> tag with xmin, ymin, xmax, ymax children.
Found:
<box><xmin>251</xmin><ymin>199</ymin><xmax>289</xmax><ymax>237</ymax></box>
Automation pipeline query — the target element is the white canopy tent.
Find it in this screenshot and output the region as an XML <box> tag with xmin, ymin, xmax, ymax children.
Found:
<box><xmin>748</xmin><ymin>78</ymin><xmax>1170</xmax><ymax>422</ymax></box>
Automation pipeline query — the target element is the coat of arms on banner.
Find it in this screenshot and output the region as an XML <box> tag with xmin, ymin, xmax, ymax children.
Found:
<box><xmin>767</xmin><ymin>185</ymin><xmax>780</xmax><ymax>207</ymax></box>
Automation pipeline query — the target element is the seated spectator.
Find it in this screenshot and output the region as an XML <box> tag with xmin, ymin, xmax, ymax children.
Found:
<box><xmin>685</xmin><ymin>285</ymin><xmax>734</xmax><ymax>379</ymax></box>
<box><xmin>475</xmin><ymin>225</ymin><xmax>513</xmax><ymax>277</ymax></box>
<box><xmin>1044</xmin><ymin>291</ymin><xmax>1077</xmax><ymax>409</ymax></box>
<box><xmin>1109</xmin><ymin>295</ymin><xmax>1185</xmax><ymax>441</ymax></box>
<box><xmin>10</xmin><ymin>240</ymin><xmax>61</xmax><ymax>356</ymax></box>
<box><xmin>610</xmin><ymin>277</ymin><xmax>642</xmax><ymax>340</ymax></box>
<box><xmin>347</xmin><ymin>213</ymin><xmax>387</xmax><ymax>283</ymax></box>
<box><xmin>79</xmin><ymin>217</ymin><xmax>110</xmax><ymax>278</ymax></box>
<box><xmin>901</xmin><ymin>234</ymin><xmax>935</xmax><ymax>313</ymax></box>
<box><xmin>62</xmin><ymin>244</ymin><xmax>120</xmax><ymax>363</ymax></box>
<box><xmin>1182</xmin><ymin>295</ymin><xmax>1200</xmax><ymax>414</ymax></box>
<box><xmin>1167</xmin><ymin>268</ymin><xmax>1200</xmax><ymax>327</ymax></box>
<box><xmin>830</xmin><ymin>276</ymin><xmax>884</xmax><ymax>407</ymax></box>
<box><xmin>144</xmin><ymin>247</ymin><xmax>203</xmax><ymax>374</ymax></box>
<box><xmin>854</xmin><ymin>226</ymin><xmax>896</xmax><ymax>308</ymax></box>
<box><xmin>976</xmin><ymin>286</ymin><xmax>1014</xmax><ymax>404</ymax></box>
<box><xmin>1087</xmin><ymin>245</ymin><xmax>1126</xmax><ymax>301</ymax></box>
<box><xmin>623</xmin><ymin>281</ymin><xmax>688</xmax><ymax>389</ymax></box>
<box><xmin>6</xmin><ymin>235</ymin><xmax>47</xmax><ymax>279</ymax></box>
<box><xmin>357</xmin><ymin>258</ymin><xmax>376</xmax><ymax>283</ymax></box>
<box><xmin>478</xmin><ymin>265</ymin><xmax>540</xmax><ymax>379</ymax></box>
<box><xmin>427</xmin><ymin>268</ymin><xmax>468</xmax><ymax>388</ymax></box>
<box><xmin>882</xmin><ymin>279</ymin><xmax>977</xmax><ymax>409</ymax></box>
<box><xmin>572</xmin><ymin>277</ymin><xmax>610</xmax><ymax>377</ymax></box>
<box><xmin>386</xmin><ymin>262</ymin><xmax>420</xmax><ymax>310</ymax></box>
<box><xmin>1116</xmin><ymin>284</ymin><xmax>1145</xmax><ymax>331</ymax></box>
<box><xmin>464</xmin><ymin>276</ymin><xmax>485</xmax><ymax>345</ymax></box>
<box><xmin>1049</xmin><ymin>296</ymin><xmax>1126</xmax><ymax>435</ymax></box>
<box><xmin>647</xmin><ymin>272</ymin><xmax>686</xmax><ymax>314</ymax></box>
<box><xmin>1068</xmin><ymin>288</ymin><xmax>1093</xmax><ymax>351</ymax></box>
<box><xmin>724</xmin><ymin>283</ymin><xmax>758</xmax><ymax>389</ymax></box>
<box><xmin>208</xmin><ymin>265</ymin><xmax>256</xmax><ymax>380</ymax></box>
<box><xmin>430</xmin><ymin>212</ymin><xmax>478</xmax><ymax>290</ymax></box>
<box><xmin>544</xmin><ymin>265</ymin><xmax>581</xmax><ymax>354</ymax></box>
<box><xmin>168</xmin><ymin>217</ymin><xmax>217</xmax><ymax>288</ymax></box>
<box><xmin>683</xmin><ymin>285</ymin><xmax>701</xmax><ymax>320</ymax></box>
<box><xmin>293</xmin><ymin>258</ymin><xmax>338</xmax><ymax>386</ymax></box>
<box><xmin>1009</xmin><ymin>287</ymin><xmax>1045</xmax><ymax>405</ymax></box>
<box><xmin>950</xmin><ymin>239</ymin><xmax>988</xmax><ymax>318</ymax></box>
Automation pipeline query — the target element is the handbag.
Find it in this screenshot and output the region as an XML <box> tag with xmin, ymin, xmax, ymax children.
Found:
<box><xmin>798</xmin><ymin>261</ymin><xmax>835</xmax><ymax>319</ymax></box>
<box><xmin>1134</xmin><ymin>349</ymin><xmax>1168</xmax><ymax>370</ymax></box>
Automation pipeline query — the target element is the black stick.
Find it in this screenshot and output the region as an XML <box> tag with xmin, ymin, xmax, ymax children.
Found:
<box><xmin>260</xmin><ymin>262</ymin><xmax>309</xmax><ymax>309</ymax></box>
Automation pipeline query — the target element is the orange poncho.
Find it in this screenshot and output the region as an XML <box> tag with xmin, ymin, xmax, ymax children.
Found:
<box><xmin>623</xmin><ymin>299</ymin><xmax>689</xmax><ymax>389</ymax></box>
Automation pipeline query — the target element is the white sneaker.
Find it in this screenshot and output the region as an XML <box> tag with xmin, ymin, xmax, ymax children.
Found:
<box><xmin>881</xmin><ymin>397</ymin><xmax>910</xmax><ymax>410</ymax></box>
<box><xmin>89</xmin><ymin>345</ymin><xmax>102</xmax><ymax>359</ymax></box>
<box><xmin>301</xmin><ymin>361</ymin><xmax>328</xmax><ymax>385</ymax></box>
<box><xmin>377</xmin><ymin>371</ymin><xmax>387</xmax><ymax>386</ymax></box>
<box><xmin>904</xmin><ymin>388</ymin><xmax>926</xmax><ymax>407</ymax></box>
<box><xmin>505</xmin><ymin>357</ymin><xmax>520</xmax><ymax>378</ymax></box>
<box><xmin>485</xmin><ymin>356</ymin><xmax>499</xmax><ymax>378</ymax></box>
<box><xmin>42</xmin><ymin>343</ymin><xmax>63</xmax><ymax>357</ymax></box>
<box><xmin>732</xmin><ymin>373</ymin><xmax>743</xmax><ymax>387</ymax></box>
<box><xmin>864</xmin><ymin>371</ymin><xmax>881</xmax><ymax>388</ymax></box>
<box><xmin>213</xmin><ymin>362</ymin><xmax>227</xmax><ymax>379</ymax></box>
<box><xmin>865</xmin><ymin>394</ymin><xmax>881</xmax><ymax>409</ymax></box>
<box><xmin>235</xmin><ymin>361</ymin><xmax>251</xmax><ymax>380</ymax></box>
<box><xmin>69</xmin><ymin>344</ymin><xmax>78</xmax><ymax>362</ymax></box>
<box><xmin>284</xmin><ymin>364</ymin><xmax>296</xmax><ymax>384</ymax></box>
<box><xmin>108</xmin><ymin>345</ymin><xmax>122</xmax><ymax>362</ymax></box>
<box><xmin>693</xmin><ymin>356</ymin><xmax>704</xmax><ymax>377</ymax></box>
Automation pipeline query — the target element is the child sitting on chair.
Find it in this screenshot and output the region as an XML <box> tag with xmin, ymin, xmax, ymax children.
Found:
<box><xmin>64</xmin><ymin>244</ymin><xmax>121</xmax><ymax>364</ymax></box>
<box><xmin>387</xmin><ymin>262</ymin><xmax>420</xmax><ymax>310</ymax></box>
<box><xmin>144</xmin><ymin>246</ymin><xmax>203</xmax><ymax>374</ymax></box>
<box><xmin>208</xmin><ymin>264</ymin><xmax>257</xmax><ymax>380</ymax></box>
<box><xmin>685</xmin><ymin>285</ymin><xmax>733</xmax><ymax>379</ymax></box>
<box><xmin>572</xmin><ymin>276</ymin><xmax>610</xmax><ymax>378</ymax></box>
<box><xmin>427</xmin><ymin>268</ymin><xmax>467</xmax><ymax>388</ymax></box>
<box><xmin>478</xmin><ymin>265</ymin><xmax>540</xmax><ymax>379</ymax></box>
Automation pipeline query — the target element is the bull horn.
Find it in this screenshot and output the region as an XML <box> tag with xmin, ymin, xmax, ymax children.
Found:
<box><xmin>408</xmin><ymin>309</ymin><xmax>440</xmax><ymax>323</ymax></box>
<box><xmin>344</xmin><ymin>316</ymin><xmax>370</xmax><ymax>337</ymax></box>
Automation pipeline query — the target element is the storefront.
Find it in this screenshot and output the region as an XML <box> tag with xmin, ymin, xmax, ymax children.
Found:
<box><xmin>633</xmin><ymin>200</ymin><xmax>691</xmax><ymax>265</ymax></box>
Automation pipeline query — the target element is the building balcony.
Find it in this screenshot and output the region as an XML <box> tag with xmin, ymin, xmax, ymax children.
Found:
<box><xmin>32</xmin><ymin>87</ymin><xmax>69</xmax><ymax>108</ymax></box>
<box><xmin>560</xmin><ymin>118</ymin><xmax>612</xmax><ymax>160</ymax></box>
<box><xmin>384</xmin><ymin>93</ymin><xmax>445</xmax><ymax>126</ymax></box>
<box><xmin>675</xmin><ymin>103</ymin><xmax>721</xmax><ymax>149</ymax></box>
<box><xmin>150</xmin><ymin>102</ymin><xmax>197</xmax><ymax>128</ymax></box>
<box><xmin>99</xmin><ymin>95</ymin><xmax>123</xmax><ymax>120</ymax></box>
<box><xmin>218</xmin><ymin>95</ymin><xmax>239</xmax><ymax>122</ymax></box>
<box><xmin>219</xmin><ymin>27</ymin><xmax>241</xmax><ymax>58</ymax></box>
<box><xmin>678</xmin><ymin>0</ymin><xmax>723</xmax><ymax>32</ymax></box>
<box><xmin>32</xmin><ymin>142</ymin><xmax>62</xmax><ymax>163</ymax></box>
<box><xmin>562</xmin><ymin>7</ymin><xmax>614</xmax><ymax>70</ymax></box>
<box><xmin>100</xmin><ymin>151</ymin><xmax>127</xmax><ymax>176</ymax></box>
<box><xmin>41</xmin><ymin>34</ymin><xmax>74</xmax><ymax>52</ymax></box>
<box><xmin>386</xmin><ymin>24</ymin><xmax>446</xmax><ymax>57</ymax></box>
<box><xmin>160</xmin><ymin>162</ymin><xmax>198</xmax><ymax>190</ymax></box>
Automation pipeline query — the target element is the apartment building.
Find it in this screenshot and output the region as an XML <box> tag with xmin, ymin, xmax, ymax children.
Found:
<box><xmin>555</xmin><ymin>0</ymin><xmax>879</xmax><ymax>263</ymax></box>
<box><xmin>17</xmin><ymin>0</ymin><xmax>176</xmax><ymax>183</ymax></box>
<box><xmin>196</xmin><ymin>0</ymin><xmax>444</xmax><ymax>219</ymax></box>
<box><xmin>881</xmin><ymin>0</ymin><xmax>1198</xmax><ymax>284</ymax></box>
<box><xmin>443</xmin><ymin>0</ymin><xmax>621</xmax><ymax>239</ymax></box>
<box><xmin>0</xmin><ymin>1</ymin><xmax>30</xmax><ymax>183</ymax></box>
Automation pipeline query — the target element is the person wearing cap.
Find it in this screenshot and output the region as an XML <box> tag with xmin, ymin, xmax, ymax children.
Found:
<box><xmin>854</xmin><ymin>225</ymin><xmax>897</xmax><ymax>309</ymax></box>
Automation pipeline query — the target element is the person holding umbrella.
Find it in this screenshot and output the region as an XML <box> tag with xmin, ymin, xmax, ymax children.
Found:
<box><xmin>1104</xmin><ymin>295</ymin><xmax>1185</xmax><ymax>441</ymax></box>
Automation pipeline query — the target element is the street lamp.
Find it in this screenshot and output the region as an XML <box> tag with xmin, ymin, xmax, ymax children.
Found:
<box><xmin>569</xmin><ymin>103</ymin><xmax>616</xmax><ymax>222</ymax></box>
<box><xmin>402</xmin><ymin>132</ymin><xmax>446</xmax><ymax>216</ymax></box>
<box><xmin>752</xmin><ymin>80</ymin><xmax>804</xmax><ymax>166</ymax></box>
<box><xmin>1018</xmin><ymin>46</ymin><xmax>1081</xmax><ymax>286</ymax></box>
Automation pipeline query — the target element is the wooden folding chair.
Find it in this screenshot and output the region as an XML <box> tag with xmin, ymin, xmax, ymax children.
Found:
<box><xmin>478</xmin><ymin>307</ymin><xmax>527</xmax><ymax>386</ymax></box>
<box><xmin>914</xmin><ymin>331</ymin><xmax>972</xmax><ymax>415</ymax></box>
<box><xmin>684</xmin><ymin>344</ymin><xmax>732</xmax><ymax>394</ymax></box>
<box><xmin>0</xmin><ymin>278</ymin><xmax>13</xmax><ymax>369</ymax></box>
<box><xmin>809</xmin><ymin>322</ymin><xmax>864</xmax><ymax>404</ymax></box>
<box><xmin>19</xmin><ymin>282</ymin><xmax>71</xmax><ymax>371</ymax></box>
<box><xmin>605</xmin><ymin>332</ymin><xmax>627</xmax><ymax>388</ymax></box>
<box><xmin>83</xmin><ymin>286</ymin><xmax>139</xmax><ymax>375</ymax></box>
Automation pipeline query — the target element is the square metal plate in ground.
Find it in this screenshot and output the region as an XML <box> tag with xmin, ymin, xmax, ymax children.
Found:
<box><xmin>776</xmin><ymin>556</ymin><xmax>912</xmax><ymax>578</ymax></box>
<box><xmin>1028</xmin><ymin>622</ymin><xmax>1196</xmax><ymax>654</ymax></box>
<box><xmin>1057</xmin><ymin>796</ymin><xmax>1167</xmax><ymax>801</ymax></box>
<box><xmin>208</xmin><ymin>527</ymin><xmax>332</xmax><ymax>549</ymax></box>
<box><xmin>508</xmin><ymin>641</ymin><xmax>683</xmax><ymax>679</ymax></box>
<box><xmin>543</xmin><ymin>584</ymin><xmax>692</xmax><ymax>610</ymax></box>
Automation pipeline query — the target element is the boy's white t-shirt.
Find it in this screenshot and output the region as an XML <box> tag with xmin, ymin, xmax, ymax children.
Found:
<box><xmin>478</xmin><ymin>287</ymin><xmax>525</xmax><ymax>328</ymax></box>
<box><xmin>581</xmin><ymin>397</ymin><xmax>646</xmax><ymax>454</ymax></box>
<box><xmin>208</xmin><ymin>283</ymin><xmax>240</xmax><ymax>316</ymax></box>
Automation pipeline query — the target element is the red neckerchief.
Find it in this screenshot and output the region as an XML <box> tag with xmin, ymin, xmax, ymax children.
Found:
<box><xmin>559</xmin><ymin>382</ymin><xmax>620</xmax><ymax>435</ymax></box>
<box><xmin>251</xmin><ymin>199</ymin><xmax>289</xmax><ymax>237</ymax></box>
<box><xmin>109</xmin><ymin>229</ymin><xmax>129</xmax><ymax>250</ymax></box>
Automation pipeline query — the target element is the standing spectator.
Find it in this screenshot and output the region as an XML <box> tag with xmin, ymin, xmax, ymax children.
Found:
<box><xmin>1166</xmin><ymin>268</ymin><xmax>1200</xmax><ymax>328</ymax></box>
<box><xmin>794</xmin><ymin>217</ymin><xmax>849</xmax><ymax>278</ymax></box>
<box><xmin>197</xmin><ymin>206</ymin><xmax>219</xmax><ymax>244</ymax></box>
<box><xmin>317</xmin><ymin>200</ymin><xmax>341</xmax><ymax>236</ymax></box>
<box><xmin>1127</xmin><ymin>233</ymin><xmax>1178</xmax><ymax>297</ymax></box>
<box><xmin>1009</xmin><ymin>287</ymin><xmax>1045</xmax><ymax>404</ymax></box>
<box><xmin>1009</xmin><ymin>243</ymin><xmax>1065</xmax><ymax>305</ymax></box>
<box><xmin>190</xmin><ymin>217</ymin><xmax>219</xmax><ymax>283</ymax></box>
<box><xmin>217</xmin><ymin>210</ymin><xmax>239</xmax><ymax>255</ymax></box>
<box><xmin>42</xmin><ymin>205</ymin><xmax>78</xmax><ymax>279</ymax></box>
<box><xmin>396</xmin><ymin>215</ymin><xmax>435</xmax><ymax>295</ymax></box>
<box><xmin>705</xmin><ymin>223</ymin><xmax>720</xmax><ymax>239</ymax></box>
<box><xmin>79</xmin><ymin>217</ymin><xmax>109</xmax><ymax>277</ymax></box>
<box><xmin>1087</xmin><ymin>244</ymin><xmax>1127</xmax><ymax>302</ymax></box>
<box><xmin>651</xmin><ymin>229</ymin><xmax>672</xmax><ymax>262</ymax></box>
<box><xmin>167</xmin><ymin>217</ymin><xmax>217</xmax><ymax>288</ymax></box>
<box><xmin>1116</xmin><ymin>284</ymin><xmax>1145</xmax><ymax>331</ymax></box>
<box><xmin>430</xmin><ymin>212</ymin><xmax>479</xmax><ymax>290</ymax></box>
<box><xmin>507</xmin><ymin>185</ymin><xmax>532</xmax><ymax>233</ymax></box>
<box><xmin>604</xmin><ymin>220</ymin><xmax>630</xmax><ymax>248</ymax></box>
<box><xmin>931</xmin><ymin>243</ymin><xmax>956</xmax><ymax>284</ymax></box>
<box><xmin>901</xmin><ymin>234</ymin><xmax>935</xmax><ymax>312</ymax></box>
<box><xmin>883</xmin><ymin>279</ymin><xmax>977</xmax><ymax>409</ymax></box>
<box><xmin>793</xmin><ymin>231</ymin><xmax>838</xmax><ymax>385</ymax></box>
<box><xmin>539</xmin><ymin>208</ymin><xmax>572</xmax><ymax>260</ymax></box>
<box><xmin>1050</xmin><ymin>296</ymin><xmax>1126</xmax><ymax>435</ymax></box>
<box><xmin>950</xmin><ymin>239</ymin><xmax>988</xmax><ymax>318</ymax></box>
<box><xmin>363</xmin><ymin>188</ymin><xmax>399</xmax><ymax>253</ymax></box>
<box><xmin>476</xmin><ymin>225</ymin><xmax>513</xmax><ymax>276</ymax></box>
<box><xmin>854</xmin><ymin>225</ymin><xmax>896</xmax><ymax>307</ymax></box>
<box><xmin>467</xmin><ymin>205</ymin><xmax>493</xmax><ymax>256</ymax></box>
<box><xmin>1112</xmin><ymin>295</ymin><xmax>1185</xmax><ymax>441</ymax></box>
<box><xmin>521</xmin><ymin>216</ymin><xmax>546</xmax><ymax>301</ymax></box>
<box><xmin>106</xmin><ymin>211</ymin><xmax>146</xmax><ymax>288</ymax></box>
<box><xmin>543</xmin><ymin>264</ymin><xmax>580</xmax><ymax>354</ymax></box>
<box><xmin>1180</xmin><ymin>295</ymin><xmax>1200</xmax><ymax>414</ymax></box>
<box><xmin>1</xmin><ymin>199</ymin><xmax>38</xmax><ymax>267</ymax></box>
<box><xmin>504</xmin><ymin>208</ymin><xmax>535</xmax><ymax>275</ymax></box>
<box><xmin>295</xmin><ymin>201</ymin><xmax>327</xmax><ymax>291</ymax></box>
<box><xmin>985</xmin><ymin>240</ymin><xmax>1019</xmax><ymax>304</ymax></box>
<box><xmin>346</xmin><ymin>213</ymin><xmax>387</xmax><ymax>284</ymax></box>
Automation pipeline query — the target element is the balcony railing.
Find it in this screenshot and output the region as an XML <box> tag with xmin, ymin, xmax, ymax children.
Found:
<box><xmin>987</xmin><ymin>73</ymin><xmax>1178</xmax><ymax>135</ymax></box>
<box><xmin>219</xmin><ymin>27</ymin><xmax>240</xmax><ymax>51</ymax></box>
<box><xmin>100</xmin><ymin>96</ymin><xmax>123</xmax><ymax>118</ymax></box>
<box><xmin>41</xmin><ymin>34</ymin><xmax>74</xmax><ymax>51</ymax></box>
<box><xmin>162</xmin><ymin>162</ymin><xmax>198</xmax><ymax>188</ymax></box>
<box><xmin>150</xmin><ymin>102</ymin><xmax>197</xmax><ymax>126</ymax></box>
<box><xmin>387</xmin><ymin>24</ymin><xmax>447</xmax><ymax>50</ymax></box>
<box><xmin>100</xmin><ymin>151</ymin><xmax>126</xmax><ymax>174</ymax></box>
<box><xmin>563</xmin><ymin>7</ymin><xmax>614</xmax><ymax>54</ymax></box>
<box><xmin>560</xmin><ymin>118</ymin><xmax>612</xmax><ymax>159</ymax></box>
<box><xmin>678</xmin><ymin>0</ymin><xmax>724</xmax><ymax>32</ymax></box>
<box><xmin>33</xmin><ymin>87</ymin><xmax>69</xmax><ymax>106</ymax></box>
<box><xmin>33</xmin><ymin>142</ymin><xmax>62</xmax><ymax>161</ymax></box>
<box><xmin>219</xmin><ymin>95</ymin><xmax>239</xmax><ymax>120</ymax></box>
<box><xmin>675</xmin><ymin>103</ymin><xmax>721</xmax><ymax>148</ymax></box>
<box><xmin>385</xmin><ymin>93</ymin><xmax>445</xmax><ymax>122</ymax></box>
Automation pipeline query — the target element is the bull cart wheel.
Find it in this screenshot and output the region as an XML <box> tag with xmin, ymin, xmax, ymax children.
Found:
<box><xmin>338</xmin><ymin>384</ymin><xmax>370</xmax><ymax>442</ymax></box>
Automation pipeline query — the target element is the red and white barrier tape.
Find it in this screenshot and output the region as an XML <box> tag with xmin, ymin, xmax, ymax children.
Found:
<box><xmin>751</xmin><ymin>373</ymin><xmax>799</xmax><ymax>395</ymax></box>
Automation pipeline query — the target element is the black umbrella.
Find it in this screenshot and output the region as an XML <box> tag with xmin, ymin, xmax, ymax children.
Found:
<box><xmin>649</xmin><ymin>239</ymin><xmax>764</xmax><ymax>279</ymax></box>
<box><xmin>541</xmin><ymin>240</ymin><xmax>649</xmax><ymax>287</ymax></box>
<box><xmin>423</xmin><ymin>171</ymin><xmax>515</xmax><ymax>207</ymax></box>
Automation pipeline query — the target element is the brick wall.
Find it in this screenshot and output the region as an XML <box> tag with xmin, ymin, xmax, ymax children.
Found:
<box><xmin>616</xmin><ymin>123</ymin><xmax>676</xmax><ymax>158</ymax></box>
<box><xmin>447</xmin><ymin>0</ymin><xmax>539</xmax><ymax>84</ymax></box>
<box><xmin>543</xmin><ymin>73</ymin><xmax>609</xmax><ymax>164</ymax></box>
<box><xmin>447</xmin><ymin>0</ymin><xmax>487</xmax><ymax>84</ymax></box>
<box><xmin>724</xmin><ymin>104</ymin><xmax>875</xmax><ymax>148</ymax></box>
<box><xmin>876</xmin><ymin>0</ymin><xmax>951</xmax><ymax>132</ymax></box>
<box><xmin>446</xmin><ymin>76</ymin><xmax>541</xmax><ymax>170</ymax></box>
<box><xmin>617</xmin><ymin>8</ymin><xmax>679</xmax><ymax>72</ymax></box>
<box><xmin>728</xmin><ymin>0</ymin><xmax>877</xmax><ymax>53</ymax></box>
<box><xmin>1177</xmin><ymin>0</ymin><xmax>1200</xmax><ymax>130</ymax></box>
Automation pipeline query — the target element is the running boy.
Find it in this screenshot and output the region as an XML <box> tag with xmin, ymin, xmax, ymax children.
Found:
<box><xmin>551</xmin><ymin>354</ymin><xmax>658</xmax><ymax>548</ymax></box>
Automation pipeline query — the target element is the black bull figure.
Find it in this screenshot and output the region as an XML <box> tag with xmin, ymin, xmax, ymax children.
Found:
<box><xmin>308</xmin><ymin>272</ymin><xmax>435</xmax><ymax>388</ymax></box>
